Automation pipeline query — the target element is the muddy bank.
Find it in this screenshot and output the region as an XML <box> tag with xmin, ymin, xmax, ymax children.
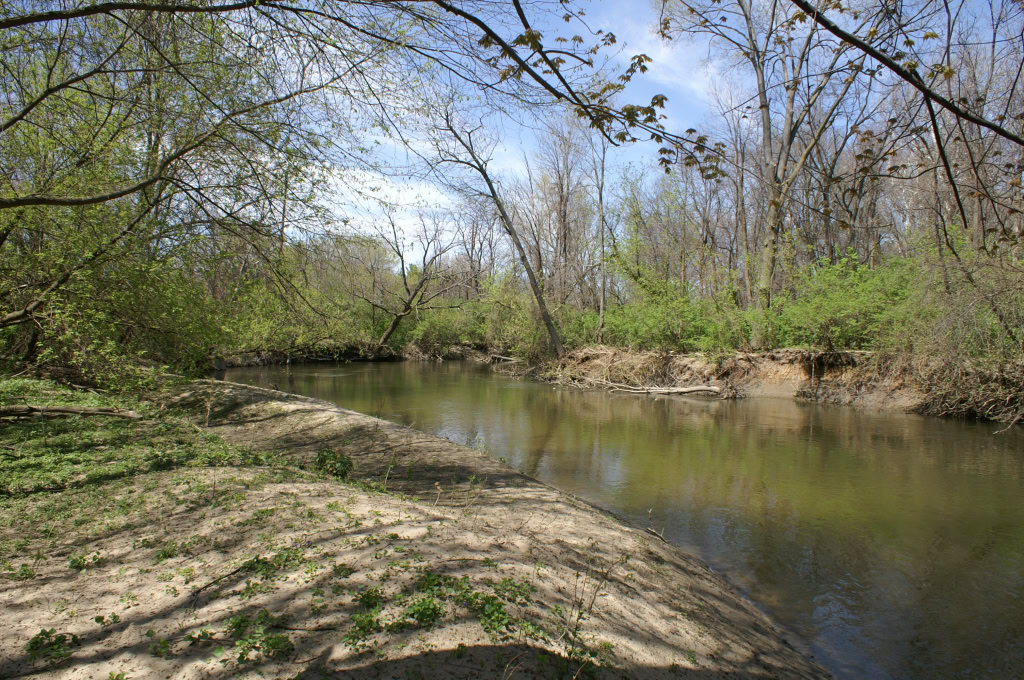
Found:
<box><xmin>1</xmin><ymin>380</ymin><xmax>827</xmax><ymax>679</ymax></box>
<box><xmin>541</xmin><ymin>346</ymin><xmax>936</xmax><ymax>416</ymax></box>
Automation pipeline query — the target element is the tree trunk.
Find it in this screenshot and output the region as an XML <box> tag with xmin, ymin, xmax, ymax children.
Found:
<box><xmin>375</xmin><ymin>311</ymin><xmax>407</xmax><ymax>352</ymax></box>
<box><xmin>496</xmin><ymin>203</ymin><xmax>565</xmax><ymax>358</ymax></box>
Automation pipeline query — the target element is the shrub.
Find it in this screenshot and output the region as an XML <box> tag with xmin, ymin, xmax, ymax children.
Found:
<box><xmin>314</xmin><ymin>447</ymin><xmax>353</xmax><ymax>480</ymax></box>
<box><xmin>774</xmin><ymin>255</ymin><xmax>914</xmax><ymax>350</ymax></box>
<box><xmin>408</xmin><ymin>305</ymin><xmax>486</xmax><ymax>355</ymax></box>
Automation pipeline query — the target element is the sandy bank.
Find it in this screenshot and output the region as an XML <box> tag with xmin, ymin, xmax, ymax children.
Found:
<box><xmin>1</xmin><ymin>380</ymin><xmax>827</xmax><ymax>679</ymax></box>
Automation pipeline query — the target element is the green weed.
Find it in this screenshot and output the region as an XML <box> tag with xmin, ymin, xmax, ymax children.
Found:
<box><xmin>0</xmin><ymin>380</ymin><xmax>281</xmax><ymax>496</ymax></box>
<box><xmin>25</xmin><ymin>628</ymin><xmax>79</xmax><ymax>664</ymax></box>
<box><xmin>145</xmin><ymin>630</ymin><xmax>172</xmax><ymax>658</ymax></box>
<box><xmin>67</xmin><ymin>551</ymin><xmax>106</xmax><ymax>571</ymax></box>
<box><xmin>94</xmin><ymin>610</ymin><xmax>120</xmax><ymax>626</ymax></box>
<box><xmin>314</xmin><ymin>446</ymin><xmax>353</xmax><ymax>480</ymax></box>
<box><xmin>223</xmin><ymin>610</ymin><xmax>293</xmax><ymax>663</ymax></box>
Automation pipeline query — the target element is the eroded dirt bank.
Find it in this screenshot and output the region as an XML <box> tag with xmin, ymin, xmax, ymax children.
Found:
<box><xmin>541</xmin><ymin>346</ymin><xmax>930</xmax><ymax>415</ymax></box>
<box><xmin>0</xmin><ymin>380</ymin><xmax>828</xmax><ymax>679</ymax></box>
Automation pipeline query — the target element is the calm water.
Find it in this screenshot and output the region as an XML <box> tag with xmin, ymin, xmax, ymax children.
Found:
<box><xmin>226</xmin><ymin>361</ymin><xmax>1024</xmax><ymax>679</ymax></box>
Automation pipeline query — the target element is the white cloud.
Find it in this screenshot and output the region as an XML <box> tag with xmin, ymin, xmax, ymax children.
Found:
<box><xmin>587</xmin><ymin>3</ymin><xmax>718</xmax><ymax>122</ymax></box>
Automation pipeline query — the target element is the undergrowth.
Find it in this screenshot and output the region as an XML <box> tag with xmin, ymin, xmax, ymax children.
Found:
<box><xmin>0</xmin><ymin>378</ymin><xmax>280</xmax><ymax>495</ymax></box>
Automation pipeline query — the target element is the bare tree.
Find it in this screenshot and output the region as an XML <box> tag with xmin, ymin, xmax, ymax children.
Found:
<box><xmin>342</xmin><ymin>208</ymin><xmax>463</xmax><ymax>352</ymax></box>
<box><xmin>432</xmin><ymin>108</ymin><xmax>565</xmax><ymax>358</ymax></box>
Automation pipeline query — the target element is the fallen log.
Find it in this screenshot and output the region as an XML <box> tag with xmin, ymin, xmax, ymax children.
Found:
<box><xmin>0</xmin><ymin>405</ymin><xmax>142</xmax><ymax>420</ymax></box>
<box><xmin>582</xmin><ymin>377</ymin><xmax>721</xmax><ymax>396</ymax></box>
<box><xmin>489</xmin><ymin>355</ymin><xmax>521</xmax><ymax>363</ymax></box>
<box><xmin>610</xmin><ymin>385</ymin><xmax>721</xmax><ymax>395</ymax></box>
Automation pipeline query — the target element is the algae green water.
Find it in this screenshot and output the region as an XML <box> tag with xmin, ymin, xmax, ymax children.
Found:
<box><xmin>226</xmin><ymin>361</ymin><xmax>1024</xmax><ymax>679</ymax></box>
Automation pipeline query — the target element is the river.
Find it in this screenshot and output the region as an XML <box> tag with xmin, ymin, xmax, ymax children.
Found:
<box><xmin>225</xmin><ymin>360</ymin><xmax>1024</xmax><ymax>679</ymax></box>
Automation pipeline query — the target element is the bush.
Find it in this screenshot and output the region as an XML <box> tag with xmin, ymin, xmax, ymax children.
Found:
<box><xmin>773</xmin><ymin>255</ymin><xmax>915</xmax><ymax>350</ymax></box>
<box><xmin>314</xmin><ymin>447</ymin><xmax>353</xmax><ymax>480</ymax></box>
<box><xmin>480</xmin><ymin>278</ymin><xmax>551</xmax><ymax>360</ymax></box>
<box><xmin>408</xmin><ymin>305</ymin><xmax>486</xmax><ymax>355</ymax></box>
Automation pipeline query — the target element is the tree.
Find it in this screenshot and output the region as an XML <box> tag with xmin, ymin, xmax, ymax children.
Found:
<box><xmin>433</xmin><ymin>108</ymin><xmax>566</xmax><ymax>358</ymax></box>
<box><xmin>342</xmin><ymin>209</ymin><xmax>463</xmax><ymax>352</ymax></box>
<box><xmin>660</xmin><ymin>0</ymin><xmax>876</xmax><ymax>337</ymax></box>
<box><xmin>0</xmin><ymin>0</ymin><xmax>673</xmax><ymax>373</ymax></box>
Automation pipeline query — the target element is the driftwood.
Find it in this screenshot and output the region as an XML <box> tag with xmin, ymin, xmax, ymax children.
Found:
<box><xmin>0</xmin><ymin>405</ymin><xmax>142</xmax><ymax>420</ymax></box>
<box><xmin>489</xmin><ymin>354</ymin><xmax>521</xmax><ymax>363</ymax></box>
<box><xmin>582</xmin><ymin>377</ymin><xmax>721</xmax><ymax>396</ymax></box>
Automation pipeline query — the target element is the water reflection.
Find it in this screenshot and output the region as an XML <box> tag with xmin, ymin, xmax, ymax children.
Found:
<box><xmin>226</xmin><ymin>361</ymin><xmax>1024</xmax><ymax>679</ymax></box>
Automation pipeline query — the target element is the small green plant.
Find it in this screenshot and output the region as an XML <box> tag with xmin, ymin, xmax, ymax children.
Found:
<box><xmin>239</xmin><ymin>546</ymin><xmax>305</xmax><ymax>581</ymax></box>
<box><xmin>94</xmin><ymin>613</ymin><xmax>121</xmax><ymax>627</ymax></box>
<box><xmin>153</xmin><ymin>540</ymin><xmax>180</xmax><ymax>563</ymax></box>
<box><xmin>237</xmin><ymin>579</ymin><xmax>273</xmax><ymax>599</ymax></box>
<box><xmin>314</xmin><ymin>446</ymin><xmax>353</xmax><ymax>480</ymax></box>
<box><xmin>223</xmin><ymin>610</ymin><xmax>293</xmax><ymax>663</ymax></box>
<box><xmin>465</xmin><ymin>592</ymin><xmax>511</xmax><ymax>637</ymax></box>
<box><xmin>25</xmin><ymin>628</ymin><xmax>79</xmax><ymax>664</ymax></box>
<box><xmin>240</xmin><ymin>508</ymin><xmax>276</xmax><ymax>526</ymax></box>
<box><xmin>145</xmin><ymin>629</ymin><xmax>171</xmax><ymax>658</ymax></box>
<box><xmin>356</xmin><ymin>586</ymin><xmax>385</xmax><ymax>609</ymax></box>
<box><xmin>492</xmin><ymin>577</ymin><xmax>534</xmax><ymax>603</ymax></box>
<box><xmin>184</xmin><ymin>628</ymin><xmax>213</xmax><ymax>645</ymax></box>
<box><xmin>8</xmin><ymin>564</ymin><xmax>35</xmax><ymax>581</ymax></box>
<box><xmin>396</xmin><ymin>596</ymin><xmax>444</xmax><ymax>629</ymax></box>
<box><xmin>343</xmin><ymin>609</ymin><xmax>381</xmax><ymax>650</ymax></box>
<box><xmin>69</xmin><ymin>552</ymin><xmax>107</xmax><ymax>571</ymax></box>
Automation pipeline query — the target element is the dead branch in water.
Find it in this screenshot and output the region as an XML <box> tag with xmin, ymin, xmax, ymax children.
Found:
<box><xmin>0</xmin><ymin>405</ymin><xmax>142</xmax><ymax>419</ymax></box>
<box><xmin>577</xmin><ymin>376</ymin><xmax>721</xmax><ymax>395</ymax></box>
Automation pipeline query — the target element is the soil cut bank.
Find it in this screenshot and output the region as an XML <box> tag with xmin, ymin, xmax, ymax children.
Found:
<box><xmin>1</xmin><ymin>379</ymin><xmax>828</xmax><ymax>679</ymax></box>
<box><xmin>540</xmin><ymin>347</ymin><xmax>931</xmax><ymax>415</ymax></box>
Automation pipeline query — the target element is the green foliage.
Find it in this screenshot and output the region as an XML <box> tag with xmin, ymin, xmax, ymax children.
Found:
<box><xmin>408</xmin><ymin>305</ymin><xmax>486</xmax><ymax>355</ymax></box>
<box><xmin>223</xmin><ymin>610</ymin><xmax>293</xmax><ymax>663</ymax></box>
<box><xmin>145</xmin><ymin>629</ymin><xmax>172</xmax><ymax>658</ymax></box>
<box><xmin>771</xmin><ymin>255</ymin><xmax>915</xmax><ymax>350</ymax></box>
<box><xmin>595</xmin><ymin>275</ymin><xmax>748</xmax><ymax>353</ymax></box>
<box><xmin>68</xmin><ymin>551</ymin><xmax>105</xmax><ymax>571</ymax></box>
<box><xmin>240</xmin><ymin>547</ymin><xmax>306</xmax><ymax>581</ymax></box>
<box><xmin>492</xmin><ymin>577</ymin><xmax>535</xmax><ymax>603</ymax></box>
<box><xmin>6</xmin><ymin>563</ymin><xmax>35</xmax><ymax>581</ymax></box>
<box><xmin>343</xmin><ymin>608</ymin><xmax>383</xmax><ymax>649</ymax></box>
<box><xmin>410</xmin><ymin>570</ymin><xmax>539</xmax><ymax>641</ymax></box>
<box><xmin>25</xmin><ymin>628</ymin><xmax>79</xmax><ymax>664</ymax></box>
<box><xmin>480</xmin><ymin>276</ymin><xmax>549</xmax><ymax>359</ymax></box>
<box><xmin>356</xmin><ymin>585</ymin><xmax>386</xmax><ymax>609</ymax></box>
<box><xmin>5</xmin><ymin>232</ymin><xmax>231</xmax><ymax>388</ymax></box>
<box><xmin>394</xmin><ymin>595</ymin><xmax>445</xmax><ymax>629</ymax></box>
<box><xmin>314</xmin><ymin>446</ymin><xmax>353</xmax><ymax>480</ymax></box>
<box><xmin>0</xmin><ymin>379</ymin><xmax>280</xmax><ymax>495</ymax></box>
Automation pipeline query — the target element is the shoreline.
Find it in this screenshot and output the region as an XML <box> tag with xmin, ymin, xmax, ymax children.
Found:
<box><xmin>1</xmin><ymin>378</ymin><xmax>829</xmax><ymax>679</ymax></box>
<box><xmin>537</xmin><ymin>346</ymin><xmax>930</xmax><ymax>416</ymax></box>
<box><xmin>225</xmin><ymin>343</ymin><xmax>996</xmax><ymax>421</ymax></box>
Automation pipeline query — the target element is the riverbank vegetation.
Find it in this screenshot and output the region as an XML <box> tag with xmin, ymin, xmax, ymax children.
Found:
<box><xmin>1</xmin><ymin>0</ymin><xmax>1022</xmax><ymax>421</ymax></box>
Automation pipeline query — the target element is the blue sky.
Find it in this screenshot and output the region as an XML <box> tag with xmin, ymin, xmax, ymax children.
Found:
<box><xmin>586</xmin><ymin>0</ymin><xmax>715</xmax><ymax>127</ymax></box>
